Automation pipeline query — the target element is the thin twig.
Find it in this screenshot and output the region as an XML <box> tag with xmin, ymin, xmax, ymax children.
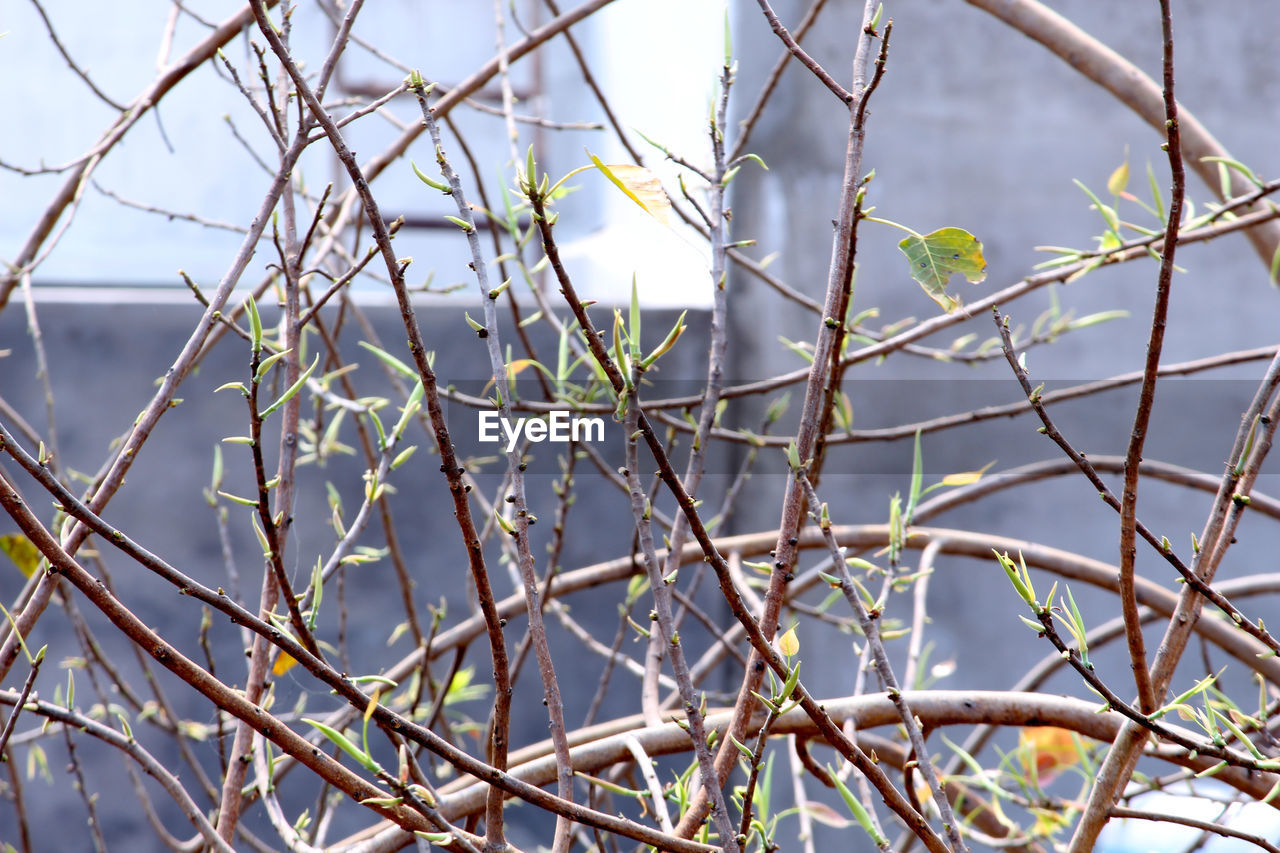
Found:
<box><xmin>27</xmin><ymin>0</ymin><xmax>127</xmax><ymax>110</ymax></box>
<box><xmin>649</xmin><ymin>55</ymin><xmax>734</xmax><ymax>745</ymax></box>
<box><xmin>1115</xmin><ymin>0</ymin><xmax>1192</xmax><ymax>715</ymax></box>
<box><xmin>622</xmin><ymin>377</ymin><xmax>740</xmax><ymax>851</ymax></box>
<box><xmin>753</xmin><ymin>0</ymin><xmax>852</xmax><ymax>104</ymax></box>
<box><xmin>0</xmin><ymin>690</ymin><xmax>235</xmax><ymax>853</ymax></box>
<box><xmin>991</xmin><ymin>315</ymin><xmax>1280</xmax><ymax>660</ymax></box>
<box><xmin>525</xmin><ymin>162</ymin><xmax>948</xmax><ymax>853</ymax></box>
<box><xmin>799</xmin><ymin>475</ymin><xmax>967</xmax><ymax>851</ymax></box>
<box><xmin>731</xmin><ymin>0</ymin><xmax>833</xmax><ymax>162</ymax></box>
<box><xmin>1107</xmin><ymin>806</ymin><xmax>1280</xmax><ymax>853</ymax></box>
<box><xmin>0</xmin><ymin>1</ymin><xmax>284</xmax><ymax>310</ymax></box>
<box><xmin>0</xmin><ymin>118</ymin><xmax>307</xmax><ymax>685</ymax></box>
<box><xmin>411</xmin><ymin>79</ymin><xmax>578</xmax><ymax>852</ymax></box>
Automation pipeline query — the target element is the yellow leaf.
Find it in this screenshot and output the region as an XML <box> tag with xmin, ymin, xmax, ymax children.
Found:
<box><xmin>585</xmin><ymin>153</ymin><xmax>672</xmax><ymax>225</ymax></box>
<box><xmin>480</xmin><ymin>359</ymin><xmax>544</xmax><ymax>395</ymax></box>
<box><xmin>364</xmin><ymin>688</ymin><xmax>381</xmax><ymax>723</ymax></box>
<box><xmin>778</xmin><ymin>625</ymin><xmax>800</xmax><ymax>656</ymax></box>
<box><xmin>507</xmin><ymin>359</ymin><xmax>535</xmax><ymax>378</ymax></box>
<box><xmin>272</xmin><ymin>652</ymin><xmax>297</xmax><ymax>676</ymax></box>
<box><xmin>0</xmin><ymin>533</ymin><xmax>42</xmax><ymax>578</ymax></box>
<box><xmin>1019</xmin><ymin>727</ymin><xmax>1080</xmax><ymax>784</ymax></box>
<box><xmin>1029</xmin><ymin>805</ymin><xmax>1072</xmax><ymax>838</ymax></box>
<box><xmin>940</xmin><ymin>460</ymin><xmax>996</xmax><ymax>487</ymax></box>
<box><xmin>1107</xmin><ymin>158</ymin><xmax>1130</xmax><ymax>197</ymax></box>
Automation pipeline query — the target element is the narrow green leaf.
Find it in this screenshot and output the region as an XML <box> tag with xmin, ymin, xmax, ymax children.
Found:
<box><xmin>642</xmin><ymin>310</ymin><xmax>688</xmax><ymax>368</ymax></box>
<box><xmin>245</xmin><ymin>296</ymin><xmax>263</xmax><ymax>353</ymax></box>
<box><xmin>410</xmin><ymin>160</ymin><xmax>450</xmax><ymax>192</ymax></box>
<box><xmin>1146</xmin><ymin>160</ymin><xmax>1166</xmax><ymax>223</ymax></box>
<box><xmin>260</xmin><ymin>354</ymin><xmax>320</xmax><ymax>418</ymax></box>
<box><xmin>303</xmin><ymin>718</ymin><xmax>382</xmax><ymax>773</ymax></box>
<box><xmin>254</xmin><ymin>348</ymin><xmax>293</xmax><ymax>382</ymax></box>
<box><xmin>1063</xmin><ymin>586</ymin><xmax>1089</xmax><ymax>665</ymax></box>
<box><xmin>390</xmin><ymin>445</ymin><xmax>418</xmax><ymax>470</ymax></box>
<box><xmin>629</xmin><ymin>275</ymin><xmax>642</xmax><ymax>360</ymax></box>
<box><xmin>414</xmin><ymin>831</ymin><xmax>453</xmax><ymax>844</ymax></box>
<box><xmin>1199</xmin><ymin>156</ymin><xmax>1263</xmax><ymax>189</ymax></box>
<box><xmin>358</xmin><ymin>341</ymin><xmax>418</xmax><ymax>379</ymax></box>
<box><xmin>994</xmin><ymin>550</ymin><xmax>1033</xmax><ymax>606</ymax></box>
<box><xmin>392</xmin><ymin>382</ymin><xmax>424</xmax><ymax>441</ymax></box>
<box><xmin>907</xmin><ymin>429</ymin><xmax>924</xmax><ymax>520</ymax></box>
<box><xmin>829</xmin><ymin>765</ymin><xmax>888</xmax><ymax>847</ymax></box>
<box><xmin>723</xmin><ymin>6</ymin><xmax>732</xmax><ymax>65</ymax></box>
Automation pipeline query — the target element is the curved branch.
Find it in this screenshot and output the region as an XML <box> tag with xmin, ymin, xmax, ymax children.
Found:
<box><xmin>964</xmin><ymin>0</ymin><xmax>1280</xmax><ymax>267</ymax></box>
<box><xmin>335</xmin><ymin>690</ymin><xmax>1279</xmax><ymax>852</ymax></box>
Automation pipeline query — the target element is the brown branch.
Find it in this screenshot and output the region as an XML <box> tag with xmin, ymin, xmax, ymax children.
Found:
<box><xmin>1114</xmin><ymin>0</ymin><xmax>1191</xmax><ymax>716</ymax></box>
<box><xmin>0</xmin><ymin>690</ymin><xmax>234</xmax><ymax>853</ymax></box>
<box><xmin>0</xmin><ymin>125</ymin><xmax>309</xmax><ymax>685</ymax></box>
<box><xmin>753</xmin><ymin>0</ymin><xmax>852</xmax><ymax>104</ymax></box>
<box><xmin>730</xmin><ymin>0</ymin><xmax>833</xmax><ymax>162</ymax></box>
<box><xmin>1108</xmin><ymin>805</ymin><xmax>1280</xmax><ymax>853</ymax></box>
<box><xmin>622</xmin><ymin>380</ymin><xmax>740</xmax><ymax>850</ymax></box>
<box><xmin>800</xmin><ymin>475</ymin><xmax>966</xmax><ymax>851</ymax></box>
<box><xmin>992</xmin><ymin>317</ymin><xmax>1280</xmax><ymax>661</ymax></box>
<box><xmin>525</xmin><ymin>166</ymin><xmax>948</xmax><ymax>852</ymax></box>
<box><xmin>0</xmin><ymin>469</ymin><xmax>440</xmax><ymax>837</ymax></box>
<box><xmin>410</xmin><ymin>78</ymin><xmax>577</xmax><ymax>852</ymax></box>
<box><xmin>0</xmin><ymin>444</ymin><xmax>719</xmax><ymax>853</ymax></box>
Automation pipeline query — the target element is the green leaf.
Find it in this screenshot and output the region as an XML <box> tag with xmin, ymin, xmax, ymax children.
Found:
<box><xmin>906</xmin><ymin>429</ymin><xmax>924</xmax><ymax>521</ymax></box>
<box><xmin>411</xmin><ymin>160</ymin><xmax>450</xmax><ymax>193</ymax></box>
<box><xmin>254</xmin><ymin>348</ymin><xmax>293</xmax><ymax>382</ymax></box>
<box><xmin>897</xmin><ymin>227</ymin><xmax>987</xmax><ymax>313</ymax></box>
<box><xmin>723</xmin><ymin>6</ymin><xmax>732</xmax><ymax>65</ymax></box>
<box><xmin>303</xmin><ymin>718</ymin><xmax>382</xmax><ymax>773</ymax></box>
<box><xmin>414</xmin><ymin>831</ymin><xmax>453</xmax><ymax>844</ymax></box>
<box><xmin>260</xmin><ymin>354</ymin><xmax>320</xmax><ymax>418</ymax></box>
<box><xmin>390</xmin><ymin>445</ymin><xmax>417</xmax><ymax>470</ymax></box>
<box><xmin>1200</xmin><ymin>156</ymin><xmax>1263</xmax><ymax>189</ymax></box>
<box><xmin>245</xmin><ymin>296</ymin><xmax>263</xmax><ymax>353</ymax></box>
<box><xmin>304</xmin><ymin>559</ymin><xmax>323</xmax><ymax>631</ymax></box>
<box><xmin>829</xmin><ymin>765</ymin><xmax>888</xmax><ymax>847</ymax></box>
<box><xmin>358</xmin><ymin>341</ymin><xmax>418</xmax><ymax>379</ymax></box>
<box><xmin>629</xmin><ymin>276</ymin><xmax>642</xmax><ymax>360</ymax></box>
<box><xmin>642</xmin><ymin>310</ymin><xmax>687</xmax><ymax>368</ymax></box>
